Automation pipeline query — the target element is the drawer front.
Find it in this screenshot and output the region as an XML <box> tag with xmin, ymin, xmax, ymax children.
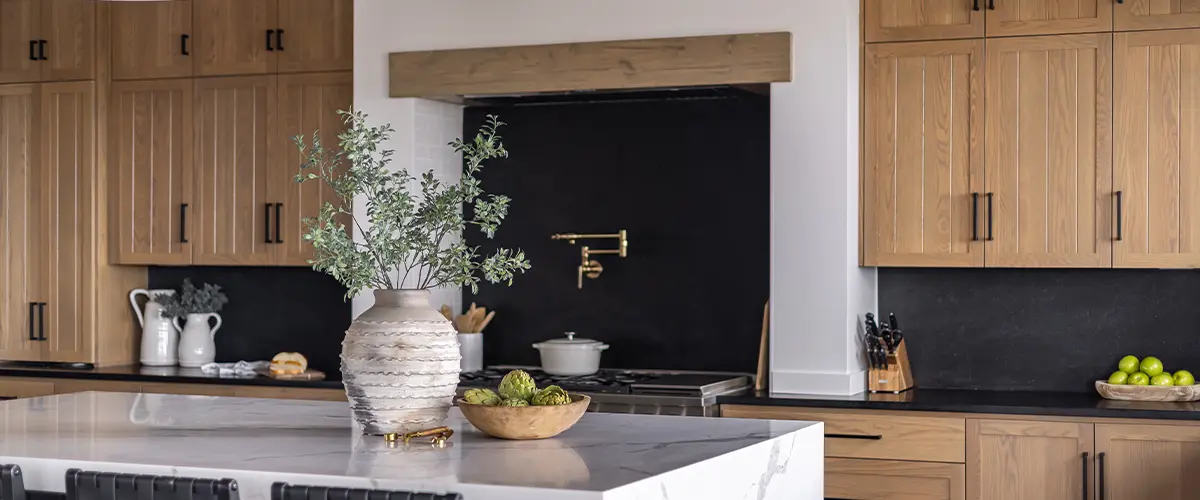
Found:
<box><xmin>722</xmin><ymin>406</ymin><xmax>965</xmax><ymax>462</ymax></box>
<box><xmin>0</xmin><ymin>379</ymin><xmax>56</xmax><ymax>399</ymax></box>
<box><xmin>826</xmin><ymin>458</ymin><xmax>964</xmax><ymax>500</ymax></box>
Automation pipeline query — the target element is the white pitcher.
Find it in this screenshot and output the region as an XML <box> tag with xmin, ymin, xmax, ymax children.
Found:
<box><xmin>174</xmin><ymin>313</ymin><xmax>222</xmax><ymax>368</ymax></box>
<box><xmin>130</xmin><ymin>289</ymin><xmax>178</xmax><ymax>366</ymax></box>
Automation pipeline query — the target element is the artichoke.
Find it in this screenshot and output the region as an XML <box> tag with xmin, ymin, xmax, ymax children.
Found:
<box><xmin>531</xmin><ymin>385</ymin><xmax>571</xmax><ymax>406</ymax></box>
<box><xmin>500</xmin><ymin>397</ymin><xmax>530</xmax><ymax>407</ymax></box>
<box><xmin>463</xmin><ymin>388</ymin><xmax>501</xmax><ymax>406</ymax></box>
<box><xmin>498</xmin><ymin>369</ymin><xmax>537</xmax><ymax>401</ymax></box>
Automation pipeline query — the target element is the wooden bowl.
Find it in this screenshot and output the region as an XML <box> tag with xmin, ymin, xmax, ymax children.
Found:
<box><xmin>457</xmin><ymin>394</ymin><xmax>590</xmax><ymax>440</ymax></box>
<box><xmin>1095</xmin><ymin>380</ymin><xmax>1200</xmax><ymax>402</ymax></box>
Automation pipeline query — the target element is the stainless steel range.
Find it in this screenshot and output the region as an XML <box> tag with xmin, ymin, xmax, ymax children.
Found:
<box><xmin>457</xmin><ymin>366</ymin><xmax>751</xmax><ymax>417</ymax></box>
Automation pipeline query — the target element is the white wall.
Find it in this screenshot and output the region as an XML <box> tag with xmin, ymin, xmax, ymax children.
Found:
<box><xmin>354</xmin><ymin>0</ymin><xmax>877</xmax><ymax>395</ymax></box>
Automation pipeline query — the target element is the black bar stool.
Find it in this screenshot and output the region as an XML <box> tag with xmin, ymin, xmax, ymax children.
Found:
<box><xmin>64</xmin><ymin>470</ymin><xmax>238</xmax><ymax>500</ymax></box>
<box><xmin>270</xmin><ymin>482</ymin><xmax>462</xmax><ymax>500</ymax></box>
<box><xmin>1</xmin><ymin>465</ymin><xmax>26</xmax><ymax>500</ymax></box>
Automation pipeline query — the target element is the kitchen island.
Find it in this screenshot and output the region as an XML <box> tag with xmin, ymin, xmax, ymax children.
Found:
<box><xmin>0</xmin><ymin>392</ymin><xmax>821</xmax><ymax>500</ymax></box>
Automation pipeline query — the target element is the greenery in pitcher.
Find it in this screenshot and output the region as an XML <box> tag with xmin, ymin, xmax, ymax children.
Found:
<box><xmin>293</xmin><ymin>110</ymin><xmax>530</xmax><ymax>299</ymax></box>
<box><xmin>159</xmin><ymin>279</ymin><xmax>229</xmax><ymax>318</ymax></box>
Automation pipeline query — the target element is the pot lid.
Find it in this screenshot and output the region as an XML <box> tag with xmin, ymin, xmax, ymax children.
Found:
<box><xmin>533</xmin><ymin>332</ymin><xmax>609</xmax><ymax>349</ymax></box>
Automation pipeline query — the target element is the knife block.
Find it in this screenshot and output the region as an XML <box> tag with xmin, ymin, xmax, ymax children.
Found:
<box><xmin>869</xmin><ymin>340</ymin><xmax>914</xmax><ymax>393</ymax></box>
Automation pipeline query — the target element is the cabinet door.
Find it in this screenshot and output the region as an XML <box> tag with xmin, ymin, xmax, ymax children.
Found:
<box><xmin>864</xmin><ymin>0</ymin><xmax>983</xmax><ymax>43</ymax></box>
<box><xmin>863</xmin><ymin>40</ymin><xmax>984</xmax><ymax>267</ymax></box>
<box><xmin>986</xmin><ymin>0</ymin><xmax>1112</xmax><ymax>36</ymax></box>
<box><xmin>193</xmin><ymin>76</ymin><xmax>276</xmax><ymax>266</ymax></box>
<box><xmin>194</xmin><ymin>0</ymin><xmax>276</xmax><ymax>76</ymax></box>
<box><xmin>277</xmin><ymin>0</ymin><xmax>352</xmax><ymax>73</ymax></box>
<box><xmin>40</xmin><ymin>0</ymin><xmax>95</xmax><ymax>82</ymax></box>
<box><xmin>273</xmin><ymin>72</ymin><xmax>351</xmax><ymax>266</ymax></box>
<box><xmin>827</xmin><ymin>458</ymin><xmax>965</xmax><ymax>500</ymax></box>
<box><xmin>1113</xmin><ymin>30</ymin><xmax>1200</xmax><ymax>268</ymax></box>
<box><xmin>967</xmin><ymin>419</ymin><xmax>1094</xmax><ymax>500</ymax></box>
<box><xmin>112</xmin><ymin>80</ymin><xmax>193</xmax><ymax>265</ymax></box>
<box><xmin>112</xmin><ymin>0</ymin><xmax>193</xmax><ymax>80</ymax></box>
<box><xmin>0</xmin><ymin>0</ymin><xmax>41</xmax><ymax>84</ymax></box>
<box><xmin>1095</xmin><ymin>423</ymin><xmax>1200</xmax><ymax>500</ymax></box>
<box><xmin>39</xmin><ymin>82</ymin><xmax>94</xmax><ymax>364</ymax></box>
<box><xmin>984</xmin><ymin>34</ymin><xmax>1113</xmax><ymax>268</ymax></box>
<box><xmin>0</xmin><ymin>85</ymin><xmax>41</xmax><ymax>362</ymax></box>
<box><xmin>1116</xmin><ymin>0</ymin><xmax>1200</xmax><ymax>31</ymax></box>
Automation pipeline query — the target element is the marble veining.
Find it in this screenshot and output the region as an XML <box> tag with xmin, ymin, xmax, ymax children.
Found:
<box><xmin>0</xmin><ymin>393</ymin><xmax>822</xmax><ymax>500</ymax></box>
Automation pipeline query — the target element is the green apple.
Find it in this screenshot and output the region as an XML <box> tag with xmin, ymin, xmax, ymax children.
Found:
<box><xmin>1128</xmin><ymin>372</ymin><xmax>1151</xmax><ymax>385</ymax></box>
<box><xmin>1108</xmin><ymin>371</ymin><xmax>1129</xmax><ymax>384</ymax></box>
<box><xmin>1174</xmin><ymin>370</ymin><xmax>1195</xmax><ymax>386</ymax></box>
<box><xmin>1118</xmin><ymin>355</ymin><xmax>1140</xmax><ymax>374</ymax></box>
<box><xmin>1151</xmin><ymin>373</ymin><xmax>1175</xmax><ymax>386</ymax></box>
<box><xmin>1141</xmin><ymin>357</ymin><xmax>1165</xmax><ymax>377</ymax></box>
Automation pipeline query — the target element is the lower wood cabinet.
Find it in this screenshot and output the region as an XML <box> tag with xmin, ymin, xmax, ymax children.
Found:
<box><xmin>967</xmin><ymin>419</ymin><xmax>1094</xmax><ymax>500</ymax></box>
<box><xmin>827</xmin><ymin>458</ymin><xmax>964</xmax><ymax>500</ymax></box>
<box><xmin>1095</xmin><ymin>423</ymin><xmax>1200</xmax><ymax>500</ymax></box>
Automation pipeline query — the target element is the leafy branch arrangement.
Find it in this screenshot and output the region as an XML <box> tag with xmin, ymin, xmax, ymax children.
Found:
<box><xmin>159</xmin><ymin>279</ymin><xmax>229</xmax><ymax>318</ymax></box>
<box><xmin>294</xmin><ymin>110</ymin><xmax>530</xmax><ymax>299</ymax></box>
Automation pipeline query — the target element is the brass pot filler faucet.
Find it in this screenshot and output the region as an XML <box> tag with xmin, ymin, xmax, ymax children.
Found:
<box><xmin>550</xmin><ymin>230</ymin><xmax>629</xmax><ymax>289</ymax></box>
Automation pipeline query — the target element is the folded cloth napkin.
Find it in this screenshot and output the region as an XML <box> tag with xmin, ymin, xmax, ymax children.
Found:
<box><xmin>199</xmin><ymin>360</ymin><xmax>270</xmax><ymax>377</ymax></box>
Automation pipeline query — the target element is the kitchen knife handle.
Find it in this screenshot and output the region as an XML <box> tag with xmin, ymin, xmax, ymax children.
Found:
<box><xmin>274</xmin><ymin>203</ymin><xmax>282</xmax><ymax>243</ymax></box>
<box><xmin>28</xmin><ymin>303</ymin><xmax>36</xmax><ymax>341</ymax></box>
<box><xmin>1097</xmin><ymin>452</ymin><xmax>1106</xmax><ymax>500</ymax></box>
<box><xmin>180</xmin><ymin>203</ymin><xmax>189</xmax><ymax>243</ymax></box>
<box><xmin>264</xmin><ymin>203</ymin><xmax>274</xmax><ymax>243</ymax></box>
<box><xmin>1081</xmin><ymin>452</ymin><xmax>1089</xmax><ymax>500</ymax></box>
<box><xmin>986</xmin><ymin>193</ymin><xmax>994</xmax><ymax>241</ymax></box>
<box><xmin>37</xmin><ymin>303</ymin><xmax>46</xmax><ymax>341</ymax></box>
<box><xmin>971</xmin><ymin>192</ymin><xmax>980</xmax><ymax>241</ymax></box>
<box><xmin>825</xmin><ymin>433</ymin><xmax>883</xmax><ymax>440</ymax></box>
<box><xmin>1114</xmin><ymin>191</ymin><xmax>1123</xmax><ymax>241</ymax></box>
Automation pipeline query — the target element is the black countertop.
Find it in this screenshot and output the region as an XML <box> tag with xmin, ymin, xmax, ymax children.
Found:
<box><xmin>717</xmin><ymin>388</ymin><xmax>1200</xmax><ymax>421</ymax></box>
<box><xmin>0</xmin><ymin>363</ymin><xmax>344</xmax><ymax>390</ymax></box>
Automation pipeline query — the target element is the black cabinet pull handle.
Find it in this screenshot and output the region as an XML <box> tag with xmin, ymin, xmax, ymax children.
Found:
<box><xmin>276</xmin><ymin>29</ymin><xmax>285</xmax><ymax>51</ymax></box>
<box><xmin>38</xmin><ymin>40</ymin><xmax>46</xmax><ymax>61</ymax></box>
<box><xmin>1116</xmin><ymin>0</ymin><xmax>1123</xmax><ymax>3</ymax></box>
<box><xmin>180</xmin><ymin>203</ymin><xmax>189</xmax><ymax>244</ymax></box>
<box><xmin>181</xmin><ymin>34</ymin><xmax>190</xmax><ymax>55</ymax></box>
<box><xmin>973</xmin><ymin>0</ymin><xmax>980</xmax><ymax>10</ymax></box>
<box><xmin>28</xmin><ymin>40</ymin><xmax>36</xmax><ymax>61</ymax></box>
<box><xmin>1098</xmin><ymin>452</ymin><xmax>1106</xmax><ymax>500</ymax></box>
<box><xmin>988</xmin><ymin>0</ymin><xmax>995</xmax><ymax>9</ymax></box>
<box><xmin>28</xmin><ymin>303</ymin><xmax>36</xmax><ymax>341</ymax></box>
<box><xmin>274</xmin><ymin>203</ymin><xmax>282</xmax><ymax>243</ymax></box>
<box><xmin>986</xmin><ymin>193</ymin><xmax>994</xmax><ymax>241</ymax></box>
<box><xmin>1081</xmin><ymin>452</ymin><xmax>1089</xmax><ymax>500</ymax></box>
<box><xmin>825</xmin><ymin>433</ymin><xmax>883</xmax><ymax>440</ymax></box>
<box><xmin>264</xmin><ymin>203</ymin><xmax>274</xmax><ymax>243</ymax></box>
<box><xmin>971</xmin><ymin>193</ymin><xmax>980</xmax><ymax>241</ymax></box>
<box><xmin>1114</xmin><ymin>191</ymin><xmax>1123</xmax><ymax>241</ymax></box>
<box><xmin>266</xmin><ymin>29</ymin><xmax>275</xmax><ymax>51</ymax></box>
<box><xmin>37</xmin><ymin>303</ymin><xmax>46</xmax><ymax>341</ymax></box>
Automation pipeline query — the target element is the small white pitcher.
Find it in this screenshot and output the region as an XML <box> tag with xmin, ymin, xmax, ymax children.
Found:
<box><xmin>130</xmin><ymin>289</ymin><xmax>178</xmax><ymax>366</ymax></box>
<box><xmin>174</xmin><ymin>313</ymin><xmax>222</xmax><ymax>368</ymax></box>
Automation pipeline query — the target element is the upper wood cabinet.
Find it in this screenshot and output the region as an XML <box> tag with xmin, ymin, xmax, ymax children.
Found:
<box><xmin>983</xmin><ymin>34</ymin><xmax>1113</xmax><ymax>268</ymax></box>
<box><xmin>41</xmin><ymin>0</ymin><xmax>95</xmax><ymax>82</ymax></box>
<box><xmin>1113</xmin><ymin>30</ymin><xmax>1200</xmax><ymax>268</ymax></box>
<box><xmin>193</xmin><ymin>76</ymin><xmax>277</xmax><ymax>266</ymax></box>
<box><xmin>1116</xmin><ymin>0</ymin><xmax>1200</xmax><ymax>31</ymax></box>
<box><xmin>986</xmin><ymin>0</ymin><xmax>1112</xmax><ymax>37</ymax></box>
<box><xmin>865</xmin><ymin>0</ymin><xmax>984</xmax><ymax>42</ymax></box>
<box><xmin>112</xmin><ymin>0</ymin><xmax>193</xmax><ymax>80</ymax></box>
<box><xmin>277</xmin><ymin>0</ymin><xmax>353</xmax><ymax>73</ymax></box>
<box><xmin>194</xmin><ymin>0</ymin><xmax>277</xmax><ymax>76</ymax></box>
<box><xmin>863</xmin><ymin>40</ymin><xmax>984</xmax><ymax>267</ymax></box>
<box><xmin>967</xmin><ymin>419</ymin><xmax>1094</xmax><ymax>500</ymax></box>
<box><xmin>111</xmin><ymin>80</ymin><xmax>193</xmax><ymax>265</ymax></box>
<box><xmin>1095</xmin><ymin>423</ymin><xmax>1200</xmax><ymax>500</ymax></box>
<box><xmin>0</xmin><ymin>0</ymin><xmax>41</xmax><ymax>84</ymax></box>
<box><xmin>0</xmin><ymin>84</ymin><xmax>42</xmax><ymax>362</ymax></box>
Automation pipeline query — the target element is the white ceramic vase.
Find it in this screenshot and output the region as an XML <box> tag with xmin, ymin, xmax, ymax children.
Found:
<box><xmin>129</xmin><ymin>289</ymin><xmax>179</xmax><ymax>366</ymax></box>
<box><xmin>342</xmin><ymin>289</ymin><xmax>461</xmax><ymax>435</ymax></box>
<box><xmin>174</xmin><ymin>313</ymin><xmax>222</xmax><ymax>368</ymax></box>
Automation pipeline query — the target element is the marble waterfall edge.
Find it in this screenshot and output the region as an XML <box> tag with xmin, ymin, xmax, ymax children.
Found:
<box><xmin>342</xmin><ymin>289</ymin><xmax>461</xmax><ymax>435</ymax></box>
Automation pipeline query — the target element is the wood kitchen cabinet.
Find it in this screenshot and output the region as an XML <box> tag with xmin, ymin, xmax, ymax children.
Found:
<box><xmin>986</xmin><ymin>0</ymin><xmax>1112</xmax><ymax>37</ymax></box>
<box><xmin>0</xmin><ymin>0</ymin><xmax>41</xmax><ymax>84</ymax></box>
<box><xmin>1113</xmin><ymin>30</ymin><xmax>1200</xmax><ymax>268</ymax></box>
<box><xmin>111</xmin><ymin>79</ymin><xmax>193</xmax><ymax>265</ymax></box>
<box><xmin>827</xmin><ymin>458</ymin><xmax>965</xmax><ymax>500</ymax></box>
<box><xmin>967</xmin><ymin>419</ymin><xmax>1094</xmax><ymax>500</ymax></box>
<box><xmin>0</xmin><ymin>84</ymin><xmax>42</xmax><ymax>362</ymax></box>
<box><xmin>1095</xmin><ymin>423</ymin><xmax>1200</xmax><ymax>500</ymax></box>
<box><xmin>864</xmin><ymin>0</ymin><xmax>983</xmax><ymax>42</ymax></box>
<box><xmin>194</xmin><ymin>0</ymin><xmax>277</xmax><ymax>76</ymax></box>
<box><xmin>1116</xmin><ymin>0</ymin><xmax>1200</xmax><ymax>31</ymax></box>
<box><xmin>277</xmin><ymin>0</ymin><xmax>353</xmax><ymax>73</ymax></box>
<box><xmin>983</xmin><ymin>34</ymin><xmax>1113</xmax><ymax>268</ymax></box>
<box><xmin>111</xmin><ymin>0</ymin><xmax>193</xmax><ymax>80</ymax></box>
<box><xmin>41</xmin><ymin>0</ymin><xmax>95</xmax><ymax>82</ymax></box>
<box><xmin>863</xmin><ymin>40</ymin><xmax>984</xmax><ymax>267</ymax></box>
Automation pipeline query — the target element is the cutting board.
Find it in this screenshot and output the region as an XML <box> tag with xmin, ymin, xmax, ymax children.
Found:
<box><xmin>255</xmin><ymin>368</ymin><xmax>327</xmax><ymax>381</ymax></box>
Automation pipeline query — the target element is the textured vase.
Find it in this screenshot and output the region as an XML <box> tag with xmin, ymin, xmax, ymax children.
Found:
<box><xmin>342</xmin><ymin>289</ymin><xmax>461</xmax><ymax>435</ymax></box>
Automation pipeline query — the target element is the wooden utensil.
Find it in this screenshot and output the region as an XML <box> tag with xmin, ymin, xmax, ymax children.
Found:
<box><xmin>477</xmin><ymin>311</ymin><xmax>496</xmax><ymax>332</ymax></box>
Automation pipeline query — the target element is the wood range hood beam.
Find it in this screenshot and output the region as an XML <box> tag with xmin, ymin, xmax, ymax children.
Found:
<box><xmin>388</xmin><ymin>32</ymin><xmax>793</xmax><ymax>99</ymax></box>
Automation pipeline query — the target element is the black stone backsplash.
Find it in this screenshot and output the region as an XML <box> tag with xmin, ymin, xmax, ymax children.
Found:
<box><xmin>147</xmin><ymin>266</ymin><xmax>350</xmax><ymax>376</ymax></box>
<box><xmin>462</xmin><ymin>94</ymin><xmax>770</xmax><ymax>372</ymax></box>
<box><xmin>879</xmin><ymin>267</ymin><xmax>1200</xmax><ymax>393</ymax></box>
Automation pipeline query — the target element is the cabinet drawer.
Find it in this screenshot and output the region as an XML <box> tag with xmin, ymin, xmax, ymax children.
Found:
<box><xmin>0</xmin><ymin>379</ymin><xmax>56</xmax><ymax>399</ymax></box>
<box><xmin>722</xmin><ymin>406</ymin><xmax>965</xmax><ymax>462</ymax></box>
<box><xmin>826</xmin><ymin>458</ymin><xmax>964</xmax><ymax>500</ymax></box>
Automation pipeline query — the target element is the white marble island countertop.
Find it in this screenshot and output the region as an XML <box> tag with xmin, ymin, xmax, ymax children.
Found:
<box><xmin>0</xmin><ymin>392</ymin><xmax>822</xmax><ymax>500</ymax></box>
